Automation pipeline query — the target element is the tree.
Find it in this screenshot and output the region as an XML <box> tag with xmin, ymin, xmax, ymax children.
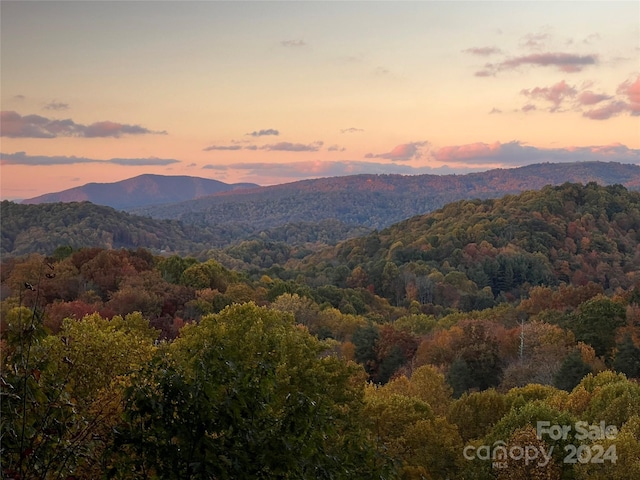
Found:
<box><xmin>1</xmin><ymin>308</ymin><xmax>158</xmax><ymax>479</ymax></box>
<box><xmin>613</xmin><ymin>334</ymin><xmax>640</xmax><ymax>378</ymax></box>
<box><xmin>110</xmin><ymin>303</ymin><xmax>387</xmax><ymax>479</ymax></box>
<box><xmin>180</xmin><ymin>259</ymin><xmax>235</xmax><ymax>291</ymax></box>
<box><xmin>270</xmin><ymin>292</ymin><xmax>317</xmax><ymax>321</ymax></box>
<box><xmin>566</xmin><ymin>296</ymin><xmax>626</xmax><ymax>358</ymax></box>
<box><xmin>446</xmin><ymin>321</ymin><xmax>504</xmax><ymax>396</ymax></box>
<box><xmin>553</xmin><ymin>350</ymin><xmax>592</xmax><ymax>391</ymax></box>
<box><xmin>352</xmin><ymin>323</ymin><xmax>380</xmax><ymax>378</ymax></box>
<box><xmin>448</xmin><ymin>389</ymin><xmax>508</xmax><ymax>442</ymax></box>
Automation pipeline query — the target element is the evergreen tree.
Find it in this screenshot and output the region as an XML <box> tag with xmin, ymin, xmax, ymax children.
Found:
<box><xmin>554</xmin><ymin>350</ymin><xmax>592</xmax><ymax>391</ymax></box>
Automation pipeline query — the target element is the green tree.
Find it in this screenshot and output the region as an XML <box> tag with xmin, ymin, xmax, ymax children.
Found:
<box><xmin>110</xmin><ymin>303</ymin><xmax>387</xmax><ymax>479</ymax></box>
<box><xmin>156</xmin><ymin>255</ymin><xmax>198</xmax><ymax>284</ymax></box>
<box><xmin>566</xmin><ymin>296</ymin><xmax>626</xmax><ymax>358</ymax></box>
<box><xmin>1</xmin><ymin>308</ymin><xmax>157</xmax><ymax>479</ymax></box>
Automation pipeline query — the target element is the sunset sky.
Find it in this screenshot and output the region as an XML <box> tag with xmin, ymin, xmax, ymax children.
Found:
<box><xmin>1</xmin><ymin>1</ymin><xmax>639</xmax><ymax>200</ymax></box>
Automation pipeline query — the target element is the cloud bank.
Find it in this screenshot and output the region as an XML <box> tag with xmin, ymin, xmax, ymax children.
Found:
<box><xmin>433</xmin><ymin>141</ymin><xmax>639</xmax><ymax>165</ymax></box>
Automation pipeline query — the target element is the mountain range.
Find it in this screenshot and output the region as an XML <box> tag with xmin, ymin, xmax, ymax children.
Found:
<box><xmin>5</xmin><ymin>161</ymin><xmax>639</xmax><ymax>257</ymax></box>
<box><xmin>21</xmin><ymin>174</ymin><xmax>258</xmax><ymax>209</ymax></box>
<box><xmin>129</xmin><ymin>161</ymin><xmax>640</xmax><ymax>230</ymax></box>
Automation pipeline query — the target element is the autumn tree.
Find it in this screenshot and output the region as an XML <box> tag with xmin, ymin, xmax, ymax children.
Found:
<box><xmin>1</xmin><ymin>309</ymin><xmax>157</xmax><ymax>479</ymax></box>
<box><xmin>109</xmin><ymin>303</ymin><xmax>387</xmax><ymax>479</ymax></box>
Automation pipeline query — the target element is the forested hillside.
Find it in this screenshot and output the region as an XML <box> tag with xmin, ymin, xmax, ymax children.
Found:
<box><xmin>2</xmin><ymin>182</ymin><xmax>640</xmax><ymax>479</ymax></box>
<box><xmin>0</xmin><ymin>200</ymin><xmax>212</xmax><ymax>256</ymax></box>
<box><xmin>292</xmin><ymin>182</ymin><xmax>640</xmax><ymax>309</ymax></box>
<box><xmin>131</xmin><ymin>162</ymin><xmax>640</xmax><ymax>231</ymax></box>
<box><xmin>1</xmin><ymin>201</ymin><xmax>370</xmax><ymax>257</ymax></box>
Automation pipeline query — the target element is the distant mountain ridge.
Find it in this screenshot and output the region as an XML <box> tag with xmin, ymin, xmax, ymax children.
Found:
<box><xmin>21</xmin><ymin>174</ymin><xmax>258</xmax><ymax>210</ymax></box>
<box><xmin>2</xmin><ymin>162</ymin><xmax>639</xmax><ymax>259</ymax></box>
<box><xmin>131</xmin><ymin>161</ymin><xmax>640</xmax><ymax>230</ymax></box>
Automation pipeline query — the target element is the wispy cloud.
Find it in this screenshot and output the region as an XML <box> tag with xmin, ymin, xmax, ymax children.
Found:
<box><xmin>577</xmin><ymin>91</ymin><xmax>612</xmax><ymax>105</ymax></box>
<box><xmin>0</xmin><ymin>111</ymin><xmax>167</xmax><ymax>138</ymax></box>
<box><xmin>261</xmin><ymin>141</ymin><xmax>323</xmax><ymax>152</ymax></box>
<box><xmin>341</xmin><ymin>127</ymin><xmax>364</xmax><ymax>133</ymax></box>
<box><xmin>205</xmin><ymin>141</ymin><xmax>324</xmax><ymax>152</ymax></box>
<box><xmin>365</xmin><ymin>141</ymin><xmax>430</xmax><ymax>161</ymax></box>
<box><xmin>520</xmin><ymin>31</ymin><xmax>551</xmax><ymax>49</ymax></box>
<box><xmin>0</xmin><ymin>151</ymin><xmax>180</xmax><ymax>166</ymax></box>
<box><xmin>476</xmin><ymin>52</ymin><xmax>597</xmax><ymax>76</ymax></box>
<box><xmin>373</xmin><ymin>66</ymin><xmax>391</xmax><ymax>76</ymax></box>
<box><xmin>327</xmin><ymin>144</ymin><xmax>346</xmax><ymax>152</ymax></box>
<box><xmin>44</xmin><ymin>101</ymin><xmax>69</xmax><ymax>111</ymax></box>
<box><xmin>281</xmin><ymin>39</ymin><xmax>306</xmax><ymax>47</ymax></box>
<box><xmin>203</xmin><ymin>145</ymin><xmax>243</xmax><ymax>151</ymax></box>
<box><xmin>246</xmin><ymin>129</ymin><xmax>279</xmax><ymax>137</ymax></box>
<box><xmin>433</xmin><ymin>141</ymin><xmax>639</xmax><ymax>165</ymax></box>
<box><xmin>463</xmin><ymin>46</ymin><xmax>502</xmax><ymax>56</ymax></box>
<box><xmin>581</xmin><ymin>33</ymin><xmax>601</xmax><ymax>45</ymax></box>
<box><xmin>489</xmin><ymin>108</ymin><xmax>503</xmax><ymax>114</ymax></box>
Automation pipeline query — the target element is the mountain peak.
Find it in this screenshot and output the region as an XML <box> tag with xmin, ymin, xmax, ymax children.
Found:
<box><xmin>21</xmin><ymin>174</ymin><xmax>259</xmax><ymax>210</ymax></box>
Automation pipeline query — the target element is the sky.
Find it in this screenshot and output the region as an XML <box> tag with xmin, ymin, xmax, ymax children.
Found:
<box><xmin>1</xmin><ymin>0</ymin><xmax>639</xmax><ymax>200</ymax></box>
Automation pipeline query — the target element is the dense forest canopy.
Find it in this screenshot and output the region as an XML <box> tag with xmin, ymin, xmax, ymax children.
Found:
<box><xmin>0</xmin><ymin>200</ymin><xmax>372</xmax><ymax>257</ymax></box>
<box><xmin>2</xmin><ymin>182</ymin><xmax>640</xmax><ymax>479</ymax></box>
<box><xmin>291</xmin><ymin>182</ymin><xmax>640</xmax><ymax>309</ymax></box>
